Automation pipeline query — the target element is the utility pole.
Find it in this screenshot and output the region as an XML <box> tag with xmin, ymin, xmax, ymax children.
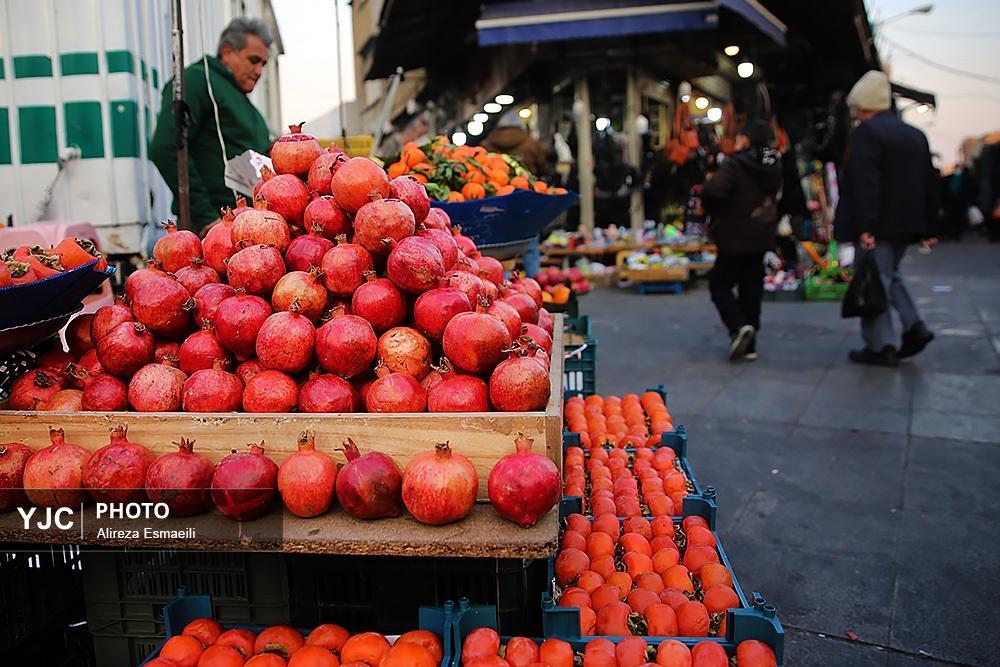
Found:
<box><xmin>171</xmin><ymin>0</ymin><xmax>191</xmax><ymax>230</ymax></box>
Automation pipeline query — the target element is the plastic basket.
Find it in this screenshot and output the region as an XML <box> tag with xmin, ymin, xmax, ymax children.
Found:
<box><xmin>0</xmin><ymin>260</ymin><xmax>115</xmax><ymax>329</ymax></box>
<box><xmin>804</xmin><ymin>277</ymin><xmax>849</xmax><ymax>301</ymax></box>
<box><xmin>431</xmin><ymin>190</ymin><xmax>580</xmax><ymax>251</ymax></box>
<box><xmin>83</xmin><ymin>551</ymin><xmax>290</xmax><ymax>666</ymax></box>
<box><xmin>562</xmin><ymin>316</ymin><xmax>596</xmax><ymax>397</ymax></box>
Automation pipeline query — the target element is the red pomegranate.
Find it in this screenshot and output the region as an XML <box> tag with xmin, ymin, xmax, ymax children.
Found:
<box><xmin>213</xmin><ymin>291</ymin><xmax>273</xmax><ymax>361</ymax></box>
<box><xmin>285</xmin><ymin>223</ymin><xmax>335</xmax><ymax>273</ymax></box>
<box><xmin>271</xmin><ymin>123</ymin><xmax>322</xmax><ymax>177</ymax></box>
<box><xmin>131</xmin><ymin>275</ymin><xmax>195</xmax><ymax>338</ymax></box>
<box><xmin>125</xmin><ymin>259</ymin><xmax>167</xmax><ymax>304</ymax></box>
<box><xmin>232</xmin><ymin>203</ymin><xmax>291</xmax><ymax>254</ymax></box>
<box><xmin>510</xmin><ymin>273</ymin><xmax>543</xmax><ymax>307</ymax></box>
<box><xmin>488</xmin><ymin>435</ymin><xmax>560</xmax><ymax>527</ymax></box>
<box><xmin>211</xmin><ymin>442</ymin><xmax>279</xmax><ymax>521</ymax></box>
<box><xmin>298</xmin><ymin>373</ymin><xmax>360</xmax><ymax>413</ymax></box>
<box><xmin>242</xmin><ymin>369</ymin><xmax>299</xmax><ymax>413</ymax></box>
<box><xmin>0</xmin><ymin>442</ymin><xmax>35</xmax><ymax>511</ymax></box>
<box><xmin>487</xmin><ymin>299</ymin><xmax>523</xmax><ymax>340</ymax></box>
<box><xmin>174</xmin><ymin>258</ymin><xmax>220</xmax><ymax>295</ymax></box>
<box><xmin>235</xmin><ymin>358</ymin><xmax>267</xmax><ymax>384</ymax></box>
<box><xmin>96</xmin><ymin>321</ymin><xmax>155</xmax><ymax>378</ymax></box>
<box><xmin>65</xmin><ymin>313</ymin><xmax>96</xmax><ymax>357</ymax></box>
<box><xmin>413</xmin><ymin>288</ymin><xmax>472</xmax><ymax>342</ymax></box>
<box><xmin>321</xmin><ymin>236</ymin><xmax>374</xmax><ymax>296</ymax></box>
<box><xmin>537</xmin><ymin>308</ymin><xmax>554</xmax><ymax>336</ymax></box>
<box><xmin>153</xmin><ymin>221</ymin><xmax>203</xmax><ymax>273</ymax></box>
<box><xmin>226</xmin><ymin>243</ymin><xmax>286</xmax><ymax>296</ymax></box>
<box><xmin>72</xmin><ymin>349</ymin><xmax>105</xmax><ymax>386</ymax></box>
<box><xmin>193</xmin><ymin>283</ymin><xmax>237</xmax><ymax>324</ymax></box>
<box><xmin>420</xmin><ymin>358</ymin><xmax>454</xmax><ymax>393</ymax></box>
<box><xmin>417</xmin><ymin>226</ymin><xmax>459</xmax><ymax>270</ymax></box>
<box><xmin>307</xmin><ymin>149</ymin><xmax>349</xmax><ymax>196</ymax></box>
<box><xmin>203</xmin><ymin>210</ymin><xmax>237</xmax><ymax>274</ymax></box>
<box><xmin>441</xmin><ymin>301</ymin><xmax>512</xmax><ymax>375</ymax></box>
<box><xmin>315</xmin><ymin>307</ymin><xmax>377</xmax><ymax>378</ymax></box>
<box><xmin>91</xmin><ymin>297</ymin><xmax>133</xmax><ymax>344</ymax></box>
<box><xmin>353</xmin><ymin>199</ymin><xmax>415</xmax><ymax>253</ymax></box>
<box><xmin>427</xmin><ymin>374</ymin><xmax>489</xmax><ymax>413</ymax></box>
<box><xmin>153</xmin><ymin>340</ymin><xmax>182</xmax><ymax>365</ymax></box>
<box><xmin>402</xmin><ymin>442</ymin><xmax>478</xmax><ymax>525</ymax></box>
<box><xmin>452</xmin><ymin>256</ymin><xmax>479</xmax><ymax>275</ymax></box>
<box><xmin>33</xmin><ymin>350</ymin><xmax>76</xmax><ymax>381</ymax></box>
<box><xmin>489</xmin><ymin>349</ymin><xmax>551</xmax><ymax>411</ymax></box>
<box><xmin>271</xmin><ymin>269</ymin><xmax>328</xmax><ymax>323</ymax></box>
<box><xmin>423</xmin><ymin>207</ymin><xmax>452</xmax><ymax>231</ymax></box>
<box><xmin>9</xmin><ymin>369</ymin><xmax>64</xmax><ymax>410</ymax></box>
<box><xmin>182</xmin><ymin>359</ymin><xmax>244</xmax><ymax>412</ymax></box>
<box><xmin>351</xmin><ymin>271</ymin><xmax>407</xmax><ymax>333</ymax></box>
<box><xmin>255</xmin><ymin>302</ymin><xmax>315</xmax><ymax>373</ymax></box>
<box><xmin>335</xmin><ymin>437</ymin><xmax>403</xmax><ymax>519</ymax></box>
<box><xmin>145</xmin><ymin>439</ymin><xmax>213</xmax><ymax>514</ymax></box>
<box><xmin>330</xmin><ymin>157</ymin><xmax>391</xmax><ymax>213</ymax></box>
<box><xmin>303</xmin><ymin>194</ymin><xmax>351</xmax><ymax>240</ymax></box>
<box><xmin>521</xmin><ymin>323</ymin><xmax>553</xmax><ymax>355</ymax></box>
<box><xmin>256</xmin><ymin>166</ymin><xmax>310</xmax><ymax>226</ymax></box>
<box><xmin>81</xmin><ymin>374</ymin><xmax>128</xmax><ymax>411</ymax></box>
<box><xmin>179</xmin><ymin>320</ymin><xmax>234</xmax><ymax>375</ymax></box>
<box><xmin>452</xmin><ymin>226</ymin><xmax>479</xmax><ymax>258</ymax></box>
<box><xmin>389</xmin><ymin>175</ymin><xmax>431</xmax><ymax>223</ymax></box>
<box><xmin>278</xmin><ymin>431</ymin><xmax>337</xmax><ymax>518</ymax></box>
<box><xmin>377</xmin><ymin>327</ymin><xmax>432</xmax><ymax>379</ymax></box>
<box><xmin>365</xmin><ymin>362</ymin><xmax>427</xmax><ymax>413</ymax></box>
<box><xmin>41</xmin><ymin>389</ymin><xmax>83</xmax><ymax>412</ymax></box>
<box><xmin>22</xmin><ymin>428</ymin><xmax>90</xmax><ymax>508</ymax></box>
<box><xmin>386</xmin><ymin>236</ymin><xmax>445</xmax><ymax>294</ymax></box>
<box><xmin>476</xmin><ymin>256</ymin><xmax>505</xmax><ymax>286</ymax></box>
<box><xmin>442</xmin><ymin>271</ymin><xmax>484</xmax><ymax>305</ymax></box>
<box><xmin>502</xmin><ymin>290</ymin><xmax>540</xmax><ymax>325</ymax></box>
<box><xmin>82</xmin><ymin>425</ymin><xmax>156</xmax><ymax>503</ymax></box>
<box><xmin>128</xmin><ymin>359</ymin><xmax>187</xmax><ymax>411</ymax></box>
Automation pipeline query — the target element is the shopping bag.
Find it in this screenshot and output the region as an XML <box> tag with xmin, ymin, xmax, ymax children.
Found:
<box><xmin>841</xmin><ymin>252</ymin><xmax>887</xmax><ymax>318</ymax></box>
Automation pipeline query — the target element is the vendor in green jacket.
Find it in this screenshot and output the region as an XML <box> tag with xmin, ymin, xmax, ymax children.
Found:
<box><xmin>150</xmin><ymin>18</ymin><xmax>274</xmax><ymax>235</ymax></box>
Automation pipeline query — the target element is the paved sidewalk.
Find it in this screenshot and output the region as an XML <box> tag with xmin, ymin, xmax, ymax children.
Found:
<box><xmin>581</xmin><ymin>239</ymin><xmax>1000</xmax><ymax>666</ymax></box>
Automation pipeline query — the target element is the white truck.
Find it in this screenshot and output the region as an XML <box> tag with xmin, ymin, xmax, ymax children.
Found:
<box><xmin>0</xmin><ymin>0</ymin><xmax>282</xmax><ymax>259</ymax></box>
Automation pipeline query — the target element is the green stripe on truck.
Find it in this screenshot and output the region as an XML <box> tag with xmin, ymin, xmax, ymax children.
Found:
<box><xmin>106</xmin><ymin>50</ymin><xmax>134</xmax><ymax>74</ymax></box>
<box><xmin>111</xmin><ymin>100</ymin><xmax>140</xmax><ymax>158</ymax></box>
<box><xmin>13</xmin><ymin>55</ymin><xmax>53</xmax><ymax>78</ymax></box>
<box><xmin>19</xmin><ymin>106</ymin><xmax>58</xmax><ymax>163</ymax></box>
<box><xmin>60</xmin><ymin>52</ymin><xmax>100</xmax><ymax>76</ymax></box>
<box><xmin>0</xmin><ymin>108</ymin><xmax>11</xmax><ymax>164</ymax></box>
<box><xmin>65</xmin><ymin>101</ymin><xmax>105</xmax><ymax>158</ymax></box>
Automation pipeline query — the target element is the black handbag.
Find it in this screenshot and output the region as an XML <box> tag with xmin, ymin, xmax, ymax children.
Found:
<box><xmin>842</xmin><ymin>252</ymin><xmax>888</xmax><ymax>318</ymax></box>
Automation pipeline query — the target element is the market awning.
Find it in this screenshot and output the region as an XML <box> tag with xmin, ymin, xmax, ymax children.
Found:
<box><xmin>891</xmin><ymin>81</ymin><xmax>936</xmax><ymax>108</ymax></box>
<box><xmin>475</xmin><ymin>0</ymin><xmax>786</xmax><ymax>47</ymax></box>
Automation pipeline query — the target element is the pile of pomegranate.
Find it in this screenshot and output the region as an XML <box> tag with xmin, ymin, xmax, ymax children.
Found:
<box><xmin>17</xmin><ymin>129</ymin><xmax>553</xmax><ymax>415</ymax></box>
<box><xmin>1</xmin><ymin>428</ymin><xmax>561</xmax><ymax>528</ymax></box>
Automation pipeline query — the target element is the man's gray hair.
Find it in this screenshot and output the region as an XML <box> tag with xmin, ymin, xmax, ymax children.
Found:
<box><xmin>217</xmin><ymin>17</ymin><xmax>273</xmax><ymax>56</ymax></box>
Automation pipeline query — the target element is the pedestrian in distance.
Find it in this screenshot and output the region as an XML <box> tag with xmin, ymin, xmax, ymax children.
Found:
<box><xmin>700</xmin><ymin>120</ymin><xmax>783</xmax><ymax>361</ymax></box>
<box><xmin>834</xmin><ymin>70</ymin><xmax>939</xmax><ymax>367</ymax></box>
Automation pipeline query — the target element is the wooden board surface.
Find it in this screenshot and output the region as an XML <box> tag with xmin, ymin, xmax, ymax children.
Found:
<box><xmin>0</xmin><ymin>503</ymin><xmax>559</xmax><ymax>558</ymax></box>
<box><xmin>0</xmin><ymin>319</ymin><xmax>565</xmax><ymax>504</ymax></box>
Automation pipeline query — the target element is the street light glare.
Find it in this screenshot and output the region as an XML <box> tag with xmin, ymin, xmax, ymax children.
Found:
<box><xmin>724</xmin><ymin>45</ymin><xmax>740</xmax><ymax>57</ymax></box>
<box><xmin>695</xmin><ymin>97</ymin><xmax>710</xmax><ymax>110</ymax></box>
<box><xmin>737</xmin><ymin>61</ymin><xmax>755</xmax><ymax>78</ymax></box>
<box><xmin>484</xmin><ymin>102</ymin><xmax>502</xmax><ymax>113</ymax></box>
<box><xmin>495</xmin><ymin>94</ymin><xmax>514</xmax><ymax>105</ymax></box>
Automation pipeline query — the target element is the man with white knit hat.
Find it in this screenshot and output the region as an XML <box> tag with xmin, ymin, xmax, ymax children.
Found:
<box><xmin>834</xmin><ymin>70</ymin><xmax>939</xmax><ymax>367</ymax></box>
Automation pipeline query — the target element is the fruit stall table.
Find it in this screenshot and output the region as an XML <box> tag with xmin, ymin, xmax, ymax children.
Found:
<box><xmin>0</xmin><ymin>321</ymin><xmax>565</xmax><ymax>560</ymax></box>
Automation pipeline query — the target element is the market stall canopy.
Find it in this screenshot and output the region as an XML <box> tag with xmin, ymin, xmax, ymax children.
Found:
<box><xmin>891</xmin><ymin>81</ymin><xmax>936</xmax><ymax>108</ymax></box>
<box><xmin>475</xmin><ymin>0</ymin><xmax>786</xmax><ymax>47</ymax></box>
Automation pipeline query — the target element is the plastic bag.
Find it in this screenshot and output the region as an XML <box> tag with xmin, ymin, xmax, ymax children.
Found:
<box><xmin>841</xmin><ymin>252</ymin><xmax>887</xmax><ymax>318</ymax></box>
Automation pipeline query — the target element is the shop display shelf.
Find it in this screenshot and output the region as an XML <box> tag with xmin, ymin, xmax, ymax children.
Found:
<box><xmin>139</xmin><ymin>586</ymin><xmax>455</xmax><ymax>666</ymax></box>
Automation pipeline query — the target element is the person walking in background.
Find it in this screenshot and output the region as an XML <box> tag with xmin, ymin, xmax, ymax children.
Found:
<box><xmin>481</xmin><ymin>112</ymin><xmax>548</xmax><ymax>277</ymax></box>
<box><xmin>150</xmin><ymin>18</ymin><xmax>274</xmax><ymax>238</ymax></box>
<box><xmin>834</xmin><ymin>71</ymin><xmax>938</xmax><ymax>367</ymax></box>
<box><xmin>700</xmin><ymin>120</ymin><xmax>783</xmax><ymax>361</ymax></box>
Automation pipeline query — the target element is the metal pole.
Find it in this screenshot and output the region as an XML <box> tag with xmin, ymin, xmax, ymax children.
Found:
<box><xmin>334</xmin><ymin>0</ymin><xmax>348</xmax><ymax>144</ymax></box>
<box><xmin>172</xmin><ymin>0</ymin><xmax>191</xmax><ymax>230</ymax></box>
<box><xmin>574</xmin><ymin>76</ymin><xmax>595</xmax><ymax>234</ymax></box>
<box><xmin>370</xmin><ymin>67</ymin><xmax>404</xmax><ymax>157</ymax></box>
<box><xmin>625</xmin><ymin>67</ymin><xmax>644</xmax><ymax>235</ymax></box>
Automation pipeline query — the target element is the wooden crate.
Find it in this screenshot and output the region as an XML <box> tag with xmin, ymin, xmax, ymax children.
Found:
<box><xmin>615</xmin><ymin>251</ymin><xmax>690</xmax><ymax>283</ymax></box>
<box><xmin>0</xmin><ymin>319</ymin><xmax>566</xmax><ymax>505</ymax></box>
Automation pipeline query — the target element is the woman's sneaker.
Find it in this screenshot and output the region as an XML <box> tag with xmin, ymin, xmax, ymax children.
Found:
<box><xmin>729</xmin><ymin>325</ymin><xmax>756</xmax><ymax>361</ymax></box>
<box><xmin>744</xmin><ymin>338</ymin><xmax>758</xmax><ymax>361</ymax></box>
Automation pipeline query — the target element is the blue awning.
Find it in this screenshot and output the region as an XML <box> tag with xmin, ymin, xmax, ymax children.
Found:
<box><xmin>476</xmin><ymin>0</ymin><xmax>785</xmax><ymax>47</ymax></box>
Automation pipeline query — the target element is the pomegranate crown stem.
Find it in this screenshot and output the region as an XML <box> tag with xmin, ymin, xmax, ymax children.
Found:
<box><xmin>435</xmin><ymin>441</ymin><xmax>452</xmax><ymax>456</ymax></box>
<box><xmin>49</xmin><ymin>427</ymin><xmax>65</xmax><ymax>444</ymax></box>
<box><xmin>248</xmin><ymin>441</ymin><xmax>267</xmax><ymax>455</ymax></box>
<box><xmin>297</xmin><ymin>430</ymin><xmax>316</xmax><ymax>450</ymax></box>
<box><xmin>514</xmin><ymin>433</ymin><xmax>535</xmax><ymax>453</ymax></box>
<box><xmin>340</xmin><ymin>437</ymin><xmax>361</xmax><ymax>460</ymax></box>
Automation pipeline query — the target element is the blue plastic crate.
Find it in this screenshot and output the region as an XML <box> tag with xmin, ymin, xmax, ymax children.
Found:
<box><xmin>562</xmin><ymin>315</ymin><xmax>596</xmax><ymax>397</ymax></box>
<box><xmin>142</xmin><ymin>587</ymin><xmax>454</xmax><ymax>666</ymax></box>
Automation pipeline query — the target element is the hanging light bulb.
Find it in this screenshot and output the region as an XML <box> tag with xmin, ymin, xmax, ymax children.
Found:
<box><xmin>737</xmin><ymin>61</ymin><xmax>755</xmax><ymax>78</ymax></box>
<box><xmin>518</xmin><ymin>108</ymin><xmax>532</xmax><ymax>119</ymax></box>
<box><xmin>495</xmin><ymin>94</ymin><xmax>514</xmax><ymax>105</ymax></box>
<box><xmin>706</xmin><ymin>107</ymin><xmax>723</xmax><ymax>122</ymax></box>
<box><xmin>484</xmin><ymin>102</ymin><xmax>502</xmax><ymax>113</ymax></box>
<box><xmin>595</xmin><ymin>117</ymin><xmax>611</xmax><ymax>132</ymax></box>
<box><xmin>451</xmin><ymin>132</ymin><xmax>467</xmax><ymax>146</ymax></box>
<box><xmin>724</xmin><ymin>45</ymin><xmax>740</xmax><ymax>57</ymax></box>
<box><xmin>695</xmin><ymin>97</ymin><xmax>710</xmax><ymax>110</ymax></box>
<box><xmin>467</xmin><ymin>121</ymin><xmax>484</xmax><ymax>136</ymax></box>
<box><xmin>473</xmin><ymin>112</ymin><xmax>489</xmax><ymax>123</ymax></box>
